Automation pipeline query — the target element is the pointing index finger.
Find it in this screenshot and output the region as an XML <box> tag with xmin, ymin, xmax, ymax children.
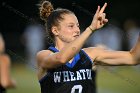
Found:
<box><xmin>99</xmin><ymin>3</ymin><xmax>107</xmax><ymax>14</ymax></box>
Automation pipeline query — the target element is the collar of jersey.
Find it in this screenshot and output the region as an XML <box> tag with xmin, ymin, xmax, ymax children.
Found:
<box><xmin>48</xmin><ymin>46</ymin><xmax>80</xmax><ymax>68</ymax></box>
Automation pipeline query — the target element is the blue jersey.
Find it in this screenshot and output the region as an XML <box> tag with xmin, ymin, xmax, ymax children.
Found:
<box><xmin>39</xmin><ymin>46</ymin><xmax>96</xmax><ymax>93</ymax></box>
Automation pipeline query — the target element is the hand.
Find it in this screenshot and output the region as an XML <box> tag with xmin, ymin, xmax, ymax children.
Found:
<box><xmin>90</xmin><ymin>3</ymin><xmax>108</xmax><ymax>31</ymax></box>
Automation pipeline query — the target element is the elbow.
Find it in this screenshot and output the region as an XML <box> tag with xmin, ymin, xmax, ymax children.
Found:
<box><xmin>130</xmin><ymin>63</ymin><xmax>138</xmax><ymax>66</ymax></box>
<box><xmin>1</xmin><ymin>81</ymin><xmax>13</xmax><ymax>88</ymax></box>
<box><xmin>132</xmin><ymin>57</ymin><xmax>140</xmax><ymax>66</ymax></box>
<box><xmin>134</xmin><ymin>61</ymin><xmax>140</xmax><ymax>66</ymax></box>
<box><xmin>129</xmin><ymin>52</ymin><xmax>140</xmax><ymax>66</ymax></box>
<box><xmin>58</xmin><ymin>56</ymin><xmax>67</xmax><ymax>64</ymax></box>
<box><xmin>129</xmin><ymin>61</ymin><xmax>139</xmax><ymax>66</ymax></box>
<box><xmin>55</xmin><ymin>53</ymin><xmax>68</xmax><ymax>64</ymax></box>
<box><xmin>2</xmin><ymin>83</ymin><xmax>10</xmax><ymax>88</ymax></box>
<box><xmin>1</xmin><ymin>79</ymin><xmax>16</xmax><ymax>88</ymax></box>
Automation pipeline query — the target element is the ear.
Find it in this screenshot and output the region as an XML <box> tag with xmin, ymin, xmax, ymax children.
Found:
<box><xmin>51</xmin><ymin>26</ymin><xmax>59</xmax><ymax>36</ymax></box>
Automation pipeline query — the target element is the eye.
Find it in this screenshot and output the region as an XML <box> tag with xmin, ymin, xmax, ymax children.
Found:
<box><xmin>68</xmin><ymin>25</ymin><xmax>74</xmax><ymax>28</ymax></box>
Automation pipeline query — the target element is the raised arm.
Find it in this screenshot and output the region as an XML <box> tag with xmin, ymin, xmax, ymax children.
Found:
<box><xmin>37</xmin><ymin>3</ymin><xmax>108</xmax><ymax>69</ymax></box>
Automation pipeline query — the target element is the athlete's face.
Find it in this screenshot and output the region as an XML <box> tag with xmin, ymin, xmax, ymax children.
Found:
<box><xmin>55</xmin><ymin>14</ymin><xmax>80</xmax><ymax>43</ymax></box>
<box><xmin>0</xmin><ymin>36</ymin><xmax>5</xmax><ymax>53</ymax></box>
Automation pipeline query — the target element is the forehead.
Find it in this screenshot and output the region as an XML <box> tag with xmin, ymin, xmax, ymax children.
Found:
<box><xmin>61</xmin><ymin>14</ymin><xmax>79</xmax><ymax>24</ymax></box>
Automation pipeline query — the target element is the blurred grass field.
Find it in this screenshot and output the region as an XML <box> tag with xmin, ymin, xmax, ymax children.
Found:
<box><xmin>97</xmin><ymin>66</ymin><xmax>140</xmax><ymax>93</ymax></box>
<box><xmin>8</xmin><ymin>64</ymin><xmax>140</xmax><ymax>93</ymax></box>
<box><xmin>8</xmin><ymin>64</ymin><xmax>40</xmax><ymax>93</ymax></box>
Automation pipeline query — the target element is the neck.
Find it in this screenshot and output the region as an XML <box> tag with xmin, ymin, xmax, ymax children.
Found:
<box><xmin>55</xmin><ymin>38</ymin><xmax>69</xmax><ymax>51</ymax></box>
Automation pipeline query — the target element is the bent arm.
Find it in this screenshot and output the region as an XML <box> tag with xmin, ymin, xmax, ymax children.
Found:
<box><xmin>85</xmin><ymin>34</ymin><xmax>140</xmax><ymax>66</ymax></box>
<box><xmin>86</xmin><ymin>38</ymin><xmax>140</xmax><ymax>66</ymax></box>
<box><xmin>95</xmin><ymin>49</ymin><xmax>137</xmax><ymax>65</ymax></box>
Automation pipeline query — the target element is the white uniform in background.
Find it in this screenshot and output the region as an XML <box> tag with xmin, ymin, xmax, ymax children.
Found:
<box><xmin>23</xmin><ymin>24</ymin><xmax>45</xmax><ymax>69</ymax></box>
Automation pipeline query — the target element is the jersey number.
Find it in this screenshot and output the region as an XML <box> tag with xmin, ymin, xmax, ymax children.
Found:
<box><xmin>71</xmin><ymin>85</ymin><xmax>83</xmax><ymax>93</ymax></box>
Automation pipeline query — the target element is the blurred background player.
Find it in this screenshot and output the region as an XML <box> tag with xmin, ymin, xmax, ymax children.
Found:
<box><xmin>22</xmin><ymin>18</ymin><xmax>45</xmax><ymax>69</ymax></box>
<box><xmin>0</xmin><ymin>33</ymin><xmax>16</xmax><ymax>93</ymax></box>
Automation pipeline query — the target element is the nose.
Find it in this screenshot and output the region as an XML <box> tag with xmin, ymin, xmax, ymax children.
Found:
<box><xmin>75</xmin><ymin>26</ymin><xmax>80</xmax><ymax>34</ymax></box>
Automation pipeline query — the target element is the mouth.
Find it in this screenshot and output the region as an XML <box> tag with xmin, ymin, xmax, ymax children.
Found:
<box><xmin>73</xmin><ymin>35</ymin><xmax>80</xmax><ymax>37</ymax></box>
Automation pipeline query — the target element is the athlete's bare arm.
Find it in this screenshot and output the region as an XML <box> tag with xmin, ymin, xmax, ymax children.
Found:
<box><xmin>84</xmin><ymin>36</ymin><xmax>140</xmax><ymax>65</ymax></box>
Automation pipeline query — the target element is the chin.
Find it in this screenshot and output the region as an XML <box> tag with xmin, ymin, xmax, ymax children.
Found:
<box><xmin>67</xmin><ymin>40</ymin><xmax>75</xmax><ymax>43</ymax></box>
<box><xmin>62</xmin><ymin>38</ymin><xmax>76</xmax><ymax>43</ymax></box>
<box><xmin>73</xmin><ymin>37</ymin><xmax>78</xmax><ymax>40</ymax></box>
<box><xmin>71</xmin><ymin>38</ymin><xmax>76</xmax><ymax>40</ymax></box>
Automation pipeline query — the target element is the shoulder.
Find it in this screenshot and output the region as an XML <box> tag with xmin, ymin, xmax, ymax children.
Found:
<box><xmin>36</xmin><ymin>50</ymin><xmax>53</xmax><ymax>63</ymax></box>
<box><xmin>36</xmin><ymin>50</ymin><xmax>53</xmax><ymax>58</ymax></box>
<box><xmin>37</xmin><ymin>50</ymin><xmax>52</xmax><ymax>56</ymax></box>
<box><xmin>36</xmin><ymin>50</ymin><xmax>53</xmax><ymax>77</ymax></box>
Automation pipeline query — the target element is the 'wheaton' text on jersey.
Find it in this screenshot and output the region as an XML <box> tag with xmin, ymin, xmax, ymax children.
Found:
<box><xmin>54</xmin><ymin>69</ymin><xmax>92</xmax><ymax>83</ymax></box>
